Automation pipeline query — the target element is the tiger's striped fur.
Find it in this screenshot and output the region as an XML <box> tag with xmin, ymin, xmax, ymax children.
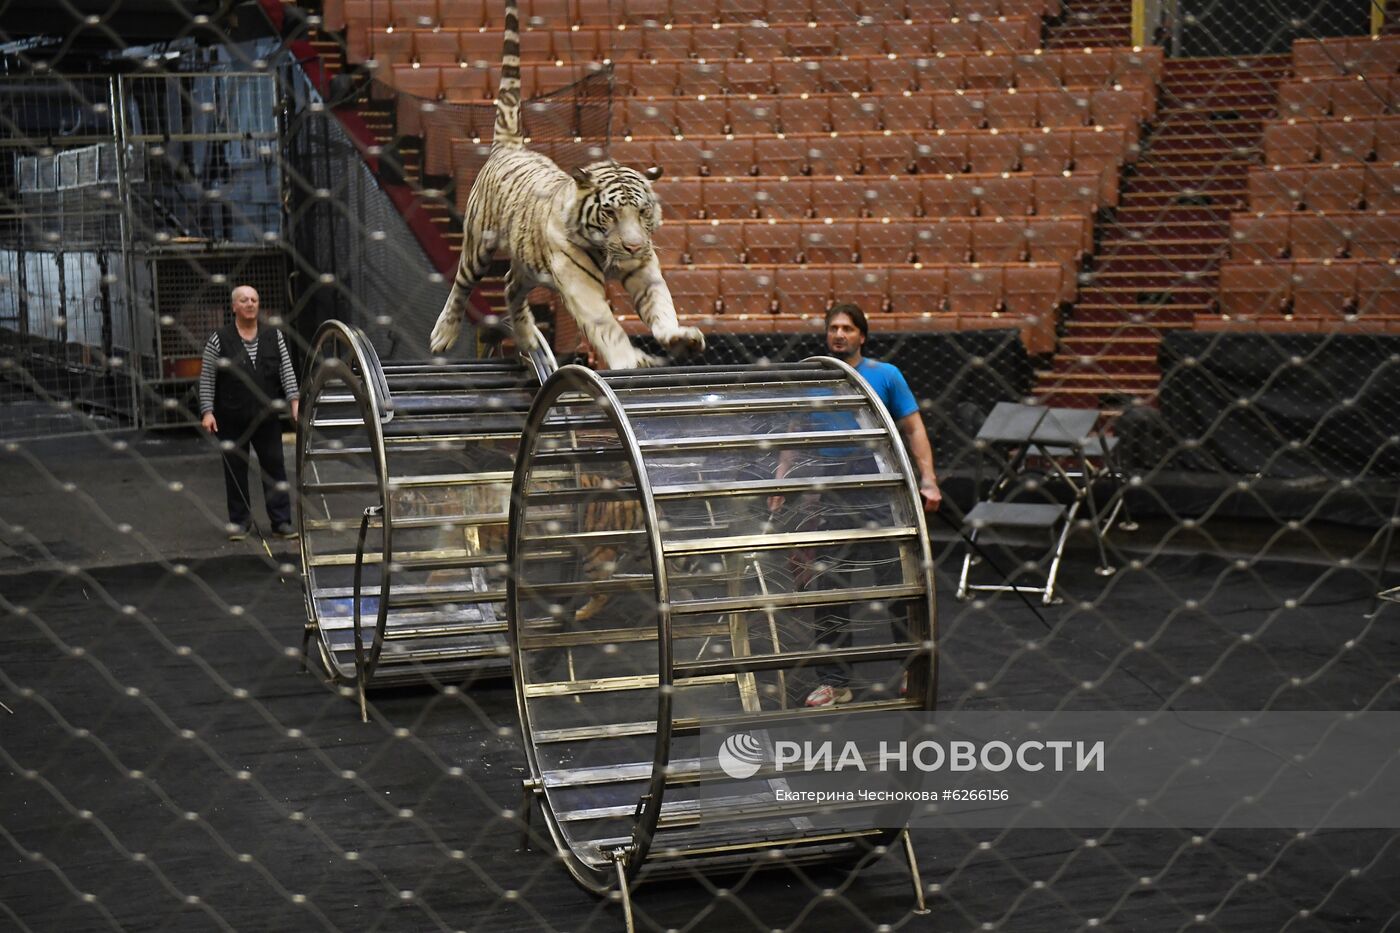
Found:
<box><xmin>427</xmin><ymin>0</ymin><xmax>704</xmax><ymax>370</ymax></box>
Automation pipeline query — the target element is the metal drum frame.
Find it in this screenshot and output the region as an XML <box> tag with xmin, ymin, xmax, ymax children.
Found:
<box><xmin>507</xmin><ymin>360</ymin><xmax>937</xmax><ymax>916</ymax></box>
<box><xmin>297</xmin><ymin>321</ymin><xmax>555</xmax><ymax>715</ymax></box>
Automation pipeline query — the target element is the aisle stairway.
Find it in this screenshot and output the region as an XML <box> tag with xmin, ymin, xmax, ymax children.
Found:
<box><xmin>1038</xmin><ymin>53</ymin><xmax>1291</xmax><ymax>408</ymax></box>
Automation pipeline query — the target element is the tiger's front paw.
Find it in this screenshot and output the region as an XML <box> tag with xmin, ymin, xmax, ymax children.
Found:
<box><xmin>429</xmin><ymin>311</ymin><xmax>462</xmax><ymax>354</ymax></box>
<box><xmin>656</xmin><ymin>325</ymin><xmax>706</xmax><ymax>359</ymax></box>
<box><xmin>599</xmin><ymin>344</ymin><xmax>665</xmax><ymax>370</ymax></box>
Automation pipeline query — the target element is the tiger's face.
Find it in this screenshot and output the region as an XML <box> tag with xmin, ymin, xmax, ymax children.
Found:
<box><xmin>572</xmin><ymin>162</ymin><xmax>662</xmax><ymax>272</ymax></box>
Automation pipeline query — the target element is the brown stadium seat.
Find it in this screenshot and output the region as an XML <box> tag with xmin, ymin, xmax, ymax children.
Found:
<box><xmin>862</xmin><ymin>0</ymin><xmax>910</xmax><ymax>21</ymax></box>
<box><xmin>728</xmin><ymin>98</ymin><xmax>780</xmax><ymax>135</ymax></box>
<box><xmin>576</xmin><ymin>0</ymin><xmax>614</xmax><ymax>25</ymax></box>
<box><xmin>916</xmin><ymin>55</ymin><xmax>966</xmax><ymax>92</ymax></box>
<box><xmin>885</xmin><ymin>23</ymin><xmax>932</xmax><ymax>56</ymax></box>
<box><xmin>1364</xmin><ymin>164</ymin><xmax>1400</xmax><ymax>210</ymax></box>
<box><xmin>964</xmin><ymin>53</ymin><xmax>1016</xmax><ymax>90</ymax></box>
<box><xmin>686</xmin><ymin>221</ymin><xmax>745</xmax><ymax>263</ymax></box>
<box><xmin>610</xmin><ymin>139</ymin><xmax>654</xmax><ymax>170</ymax></box>
<box><xmin>775</xmin><ymin>267</ymin><xmax>833</xmax><ymax>317</ymax></box>
<box><xmin>651</xmin><ymin>222</ymin><xmax>688</xmax><ymax>263</ymax></box>
<box><xmin>921</xmin><ymin>174</ymin><xmax>977</xmax><ymax>217</ymax></box>
<box><xmin>651</xmin><ymin>138</ymin><xmax>705</xmax><ymax>177</ymax></box>
<box><xmin>1218</xmin><ymin>262</ymin><xmax>1292</xmax><ymax>318</ymax></box>
<box><xmin>1038</xmin><ymin>89</ymin><xmax>1091</xmax><ymax>127</ymax></box>
<box><xmin>1014</xmin><ymin>52</ymin><xmax>1061</xmax><ymax>90</ymax></box>
<box><xmin>1318</xmin><ymin>118</ymin><xmax>1377</xmax><ymax>162</ymax></box>
<box><xmin>666</xmin><ymin>267</ymin><xmax>721</xmax><ymax>317</ymax></box>
<box><xmin>413</xmin><ymin>30</ymin><xmax>460</xmax><ymax>65</ymax></box>
<box><xmin>1019</xmin><ymin>129</ymin><xmax>1074</xmax><ymax>173</ymax></box>
<box><xmin>1349</xmin><ymin>35</ymin><xmax>1400</xmax><ymax>77</ymax></box>
<box><xmin>807</xmin><ymin>179</ymin><xmax>852</xmax><ymax>217</ymax></box>
<box><xmin>744</xmin><ymin>221</ymin><xmax>802</xmax><ymax>264</ymax></box>
<box><xmin>813</xmin><ymin>0</ymin><xmax>863</xmax><ymax>21</ymax></box>
<box><xmin>1291</xmin><ymin>261</ymin><xmax>1358</xmax><ymax>317</ymax></box>
<box><xmin>777</xmin><ymin>96</ymin><xmax>829</xmax><ymax>135</ymax></box>
<box><xmin>888</xmin><ymin>266</ymin><xmax>948</xmax><ymax>315</ymax></box>
<box><xmin>975</xmin><ymin>174</ymin><xmax>1034</xmax><ymax>217</ymax></box>
<box><xmin>987</xmin><ymin>90</ymin><xmax>1039</xmax><ymax>129</ymax></box>
<box><xmin>972</xmin><ymin>218</ymin><xmax>1029</xmax><ymax>262</ymax></box>
<box><xmin>1330</xmin><ymin>77</ymin><xmax>1391</xmax><ymax>116</ymax></box>
<box><xmin>1112</xmin><ymin>46</ymin><xmax>1164</xmax><ymax>88</ymax></box>
<box><xmin>915</xmin><ymin>133</ymin><xmax>971</xmax><ymax>174</ymax></box>
<box><xmin>619</xmin><ymin>0</ymin><xmax>669</xmax><ymax>23</ymax></box>
<box><xmin>613</xmin><ymin>62</ymin><xmax>674</xmax><ymax>96</ymax></box>
<box><xmin>818</xmin><ymin>59</ymin><xmax>871</xmax><ymax>94</ymax></box>
<box><xmin>675</xmin><ymin>62</ymin><xmax>726</xmax><ymax>97</ymax></box>
<box><xmin>675</xmin><ymin>97</ymin><xmax>726</xmax><ymax>136</ymax></box>
<box><xmin>1292</xmin><ymin>39</ymin><xmax>1344</xmax><ymax>79</ymax></box>
<box><xmin>860</xmin><ymin>135</ymin><xmax>915</xmax><ymax>175</ymax></box>
<box><xmin>1375</xmin><ymin>119</ymin><xmax>1400</xmax><ymax>161</ymax></box>
<box><xmin>390</xmin><ymin>68</ymin><xmax>441</xmax><ymax>136</ymax></box>
<box><xmin>870</xmin><ymin>59</ymin><xmax>918</xmax><ymax>95</ymax></box>
<box><xmin>1090</xmin><ymin>88</ymin><xmax>1143</xmax><ymax>130</ymax></box>
<box><xmin>1289</xmin><ymin>214</ymin><xmax>1349</xmax><ymax>260</ymax></box>
<box><xmin>800</xmin><ymin>220</ymin><xmax>858</xmax><ymax>263</ymax></box>
<box><xmin>1003</xmin><ymin>263</ymin><xmax>1064</xmax><ymax>354</ymax></box>
<box><xmin>856</xmin><ymin>220</ymin><xmax>918</xmax><ymax>263</ymax></box>
<box><xmin>947</xmin><ymin>265</ymin><xmax>1005</xmax><ymax>316</ymax></box>
<box><xmin>625</xmin><ymin>98</ymin><xmax>677</xmax><ymax>136</ymax></box>
<box><xmin>934</xmin><ymin>91</ymin><xmax>988</xmax><ymax>129</ymax></box>
<box><xmin>602</xmin><ymin>25</ymin><xmax>647</xmax><ymax>60</ymax></box>
<box><xmin>881</xmin><ymin>96</ymin><xmax>934</xmax><ymax>131</ymax></box>
<box><xmin>737</xmin><ymin>23</ymin><xmax>785</xmax><ymax>60</ymax></box>
<box><xmin>1034</xmin><ymin>172</ymin><xmax>1098</xmax><ymax>216</ymax></box>
<box><xmin>1230</xmin><ymin>214</ymin><xmax>1290</xmax><ymax>260</ymax></box>
<box><xmin>934</xmin><ymin>20</ymin><xmax>980</xmax><ymax>54</ymax></box>
<box><xmin>829</xmin><ymin>96</ymin><xmax>883</xmax><ymax>134</ymax></box>
<box><xmin>752</xmin><ymin>137</ymin><xmax>810</xmax><ymax>176</ymax></box>
<box><xmin>862</xmin><ymin>177</ymin><xmax>923</xmax><ymax>218</ymax></box>
<box><xmin>832</xmin><ymin>267</ymin><xmax>891</xmax><ymax>312</ymax></box>
<box><xmin>714</xmin><ymin>266</ymin><xmax>771</xmax><ymax>317</ymax></box>
<box><xmin>1303</xmin><ymin>166</ymin><xmax>1366</xmax><ymax>212</ymax></box>
<box><xmin>1277</xmin><ymin>80</ymin><xmax>1332</xmax><ymax>119</ymax></box>
<box><xmin>641</xmin><ymin>25</ymin><xmax>691</xmax><ymax>59</ymax></box>
<box><xmin>753</xmin><ymin>179</ymin><xmax>809</xmax><ymax>219</ymax></box>
<box><xmin>651</xmin><ymin>179</ymin><xmax>704</xmax><ymax>219</ymax></box>
<box><xmin>700</xmin><ymin>177</ymin><xmax>757</xmax><ymax>219</ymax></box>
<box><xmin>1026</xmin><ymin>217</ymin><xmax>1084</xmax><ymax>274</ymax></box>
<box><xmin>771</xmin><ymin>61</ymin><xmax>823</xmax><ymax>95</ymax></box>
<box><xmin>920</xmin><ymin>218</ymin><xmax>973</xmax><ymax>262</ymax></box>
<box><xmin>1263</xmin><ymin>122</ymin><xmax>1320</xmax><ymax>164</ymax></box>
<box><xmin>725</xmin><ymin>61</ymin><xmax>773</xmax><ymax>95</ymax></box>
<box><xmin>390</xmin><ymin>0</ymin><xmax>437</xmax><ymax>29</ymax></box>
<box><xmin>692</xmin><ymin>25</ymin><xmax>741</xmax><ymax>59</ymax></box>
<box><xmin>1356</xmin><ymin>262</ymin><xmax>1400</xmax><ymax>316</ymax></box>
<box><xmin>968</xmin><ymin>132</ymin><xmax>1021</xmax><ymax>173</ymax></box>
<box><xmin>1061</xmin><ymin>48</ymin><xmax>1114</xmax><ymax>87</ymax></box>
<box><xmin>981</xmin><ymin>16</ymin><xmax>1035</xmax><ymax>51</ymax></box>
<box><xmin>785</xmin><ymin>24</ymin><xmax>838</xmax><ymax>58</ymax></box>
<box><xmin>700</xmin><ymin>137</ymin><xmax>757</xmax><ymax>177</ymax></box>
<box><xmin>837</xmin><ymin>23</ymin><xmax>886</xmax><ymax>57</ymax></box>
<box><xmin>1348</xmin><ymin>215</ymin><xmax>1400</xmax><ymax>260</ymax></box>
<box><xmin>368</xmin><ymin>29</ymin><xmax>414</xmax><ymax>66</ymax></box>
<box><xmin>802</xmin><ymin>136</ymin><xmax>862</xmax><ymax>176</ymax></box>
<box><xmin>1248</xmin><ymin>166</ymin><xmax>1307</xmax><ymax>213</ymax></box>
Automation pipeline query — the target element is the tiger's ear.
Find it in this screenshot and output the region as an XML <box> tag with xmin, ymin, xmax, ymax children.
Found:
<box><xmin>570</xmin><ymin>166</ymin><xmax>594</xmax><ymax>188</ymax></box>
<box><xmin>642</xmin><ymin>165</ymin><xmax>663</xmax><ymax>182</ymax></box>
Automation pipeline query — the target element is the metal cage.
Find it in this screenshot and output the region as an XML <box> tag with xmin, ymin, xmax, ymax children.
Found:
<box><xmin>297</xmin><ymin>321</ymin><xmax>555</xmax><ymax>710</ymax></box>
<box><xmin>508</xmin><ymin>360</ymin><xmax>938</xmax><ymax>904</ymax></box>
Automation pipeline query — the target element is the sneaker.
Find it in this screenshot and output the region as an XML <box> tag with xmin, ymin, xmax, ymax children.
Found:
<box><xmin>804</xmin><ymin>684</ymin><xmax>853</xmax><ymax>708</ymax></box>
<box><xmin>272</xmin><ymin>522</ymin><xmax>299</xmax><ymax>539</ymax></box>
<box><xmin>227</xmin><ymin>523</ymin><xmax>250</xmax><ymax>541</ymax></box>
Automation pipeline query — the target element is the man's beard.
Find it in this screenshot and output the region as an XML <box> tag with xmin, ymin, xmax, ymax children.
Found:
<box><xmin>830</xmin><ymin>346</ymin><xmax>859</xmax><ymax>362</ymax></box>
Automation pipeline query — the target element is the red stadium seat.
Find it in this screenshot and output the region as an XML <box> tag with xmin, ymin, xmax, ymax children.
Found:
<box><xmin>686</xmin><ymin>220</ymin><xmax>745</xmax><ymax>263</ymax></box>
<box><xmin>856</xmin><ymin>220</ymin><xmax>918</xmax><ymax>263</ymax></box>
<box><xmin>920</xmin><ymin>218</ymin><xmax>973</xmax><ymax>262</ymax></box>
<box><xmin>975</xmin><ymin>173</ymin><xmax>1034</xmax><ymax>217</ymax></box>
<box><xmin>775</xmin><ymin>267</ymin><xmax>833</xmax><ymax>317</ymax></box>
<box><xmin>1289</xmin><ymin>214</ymin><xmax>1349</xmax><ymax>260</ymax></box>
<box><xmin>1218</xmin><ymin>261</ymin><xmax>1291</xmax><ymax>318</ymax></box>
<box><xmin>1291</xmin><ymin>261</ymin><xmax>1358</xmax><ymax>317</ymax></box>
<box><xmin>1230</xmin><ymin>214</ymin><xmax>1289</xmax><ymax>261</ymax></box>
<box><xmin>744</xmin><ymin>221</ymin><xmax>802</xmax><ymax>264</ymax></box>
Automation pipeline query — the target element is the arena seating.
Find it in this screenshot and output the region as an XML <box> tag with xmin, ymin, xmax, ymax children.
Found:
<box><xmin>322</xmin><ymin>0</ymin><xmax>1159</xmax><ymax>354</ymax></box>
<box><xmin>1205</xmin><ymin>35</ymin><xmax>1400</xmax><ymax>334</ymax></box>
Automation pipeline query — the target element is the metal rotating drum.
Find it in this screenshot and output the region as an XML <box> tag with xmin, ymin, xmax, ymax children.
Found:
<box><xmin>508</xmin><ymin>360</ymin><xmax>937</xmax><ymax>897</ymax></box>
<box><xmin>297</xmin><ymin>321</ymin><xmax>555</xmax><ymax>703</ymax></box>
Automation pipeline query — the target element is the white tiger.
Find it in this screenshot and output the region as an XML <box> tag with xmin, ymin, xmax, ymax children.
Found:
<box><xmin>427</xmin><ymin>0</ymin><xmax>704</xmax><ymax>369</ymax></box>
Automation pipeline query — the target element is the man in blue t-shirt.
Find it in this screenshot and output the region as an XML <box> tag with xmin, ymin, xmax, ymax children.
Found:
<box><xmin>770</xmin><ymin>304</ymin><xmax>942</xmax><ymax>708</ymax></box>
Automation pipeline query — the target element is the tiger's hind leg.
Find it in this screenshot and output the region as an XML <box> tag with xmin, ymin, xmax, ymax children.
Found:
<box><xmin>503</xmin><ymin>268</ymin><xmax>547</xmax><ymax>355</ymax></box>
<box><xmin>429</xmin><ymin>231</ymin><xmax>495</xmax><ymax>354</ymax></box>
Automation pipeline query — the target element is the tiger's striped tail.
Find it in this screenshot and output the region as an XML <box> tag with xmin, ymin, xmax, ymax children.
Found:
<box><xmin>494</xmin><ymin>0</ymin><xmax>525</xmax><ymax>147</ymax></box>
